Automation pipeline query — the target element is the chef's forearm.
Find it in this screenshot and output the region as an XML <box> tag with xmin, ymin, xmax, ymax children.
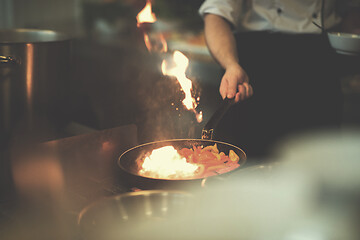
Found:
<box><xmin>204</xmin><ymin>14</ymin><xmax>239</xmax><ymax>70</ymax></box>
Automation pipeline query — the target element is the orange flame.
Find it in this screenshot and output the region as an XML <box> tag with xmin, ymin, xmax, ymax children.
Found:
<box><xmin>136</xmin><ymin>0</ymin><xmax>202</xmax><ymax>122</ymax></box>
<box><xmin>139</xmin><ymin>146</ymin><xmax>199</xmax><ymax>179</ymax></box>
<box><xmin>137</xmin><ymin>0</ymin><xmax>167</xmax><ymax>52</ymax></box>
<box><xmin>142</xmin><ymin>32</ymin><xmax>168</xmax><ymax>53</ymax></box>
<box><xmin>161</xmin><ymin>51</ymin><xmax>193</xmax><ymax>110</ymax></box>
<box><xmin>143</xmin><ymin>33</ymin><xmax>152</xmax><ymax>51</ymax></box>
<box><xmin>161</xmin><ymin>51</ymin><xmax>203</xmax><ymax>122</ymax></box>
<box><xmin>136</xmin><ymin>0</ymin><xmax>156</xmax><ymax>26</ymax></box>
<box><xmin>159</xmin><ymin>34</ymin><xmax>168</xmax><ymax>53</ymax></box>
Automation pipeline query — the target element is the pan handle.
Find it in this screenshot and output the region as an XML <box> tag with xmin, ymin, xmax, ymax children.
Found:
<box><xmin>0</xmin><ymin>56</ymin><xmax>19</xmax><ymax>65</ymax></box>
<box><xmin>201</xmin><ymin>97</ymin><xmax>235</xmax><ymax>140</ymax></box>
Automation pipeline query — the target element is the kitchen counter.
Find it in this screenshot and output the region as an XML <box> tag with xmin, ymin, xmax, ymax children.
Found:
<box><xmin>0</xmin><ymin>121</ymin><xmax>255</xmax><ymax>239</ymax></box>
<box><xmin>0</xmin><ymin>124</ymin><xmax>139</xmax><ymax>239</ymax></box>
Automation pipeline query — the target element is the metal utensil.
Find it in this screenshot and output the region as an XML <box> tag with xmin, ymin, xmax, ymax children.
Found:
<box><xmin>202</xmin><ymin>97</ymin><xmax>235</xmax><ymax>140</ymax></box>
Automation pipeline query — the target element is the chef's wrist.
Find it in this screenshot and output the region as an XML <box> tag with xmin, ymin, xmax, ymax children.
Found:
<box><xmin>224</xmin><ymin>61</ymin><xmax>241</xmax><ymax>70</ymax></box>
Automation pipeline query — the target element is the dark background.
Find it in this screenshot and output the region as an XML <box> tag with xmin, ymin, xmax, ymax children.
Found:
<box><xmin>0</xmin><ymin>1</ymin><xmax>360</xmax><ymax>239</ymax></box>
<box><xmin>1</xmin><ymin>0</ymin><xmax>359</xmax><ymax>142</ymax></box>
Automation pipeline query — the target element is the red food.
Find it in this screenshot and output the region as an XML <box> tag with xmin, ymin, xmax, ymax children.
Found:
<box><xmin>178</xmin><ymin>144</ymin><xmax>240</xmax><ymax>178</ymax></box>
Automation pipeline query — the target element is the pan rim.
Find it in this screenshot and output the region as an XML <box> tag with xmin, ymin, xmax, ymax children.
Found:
<box><xmin>117</xmin><ymin>138</ymin><xmax>247</xmax><ymax>181</ymax></box>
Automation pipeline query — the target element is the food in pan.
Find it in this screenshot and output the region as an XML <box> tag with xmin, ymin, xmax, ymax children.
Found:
<box><xmin>137</xmin><ymin>144</ymin><xmax>240</xmax><ymax>179</ymax></box>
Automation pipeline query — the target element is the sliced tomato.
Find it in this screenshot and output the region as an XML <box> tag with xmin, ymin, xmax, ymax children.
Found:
<box><xmin>219</xmin><ymin>152</ymin><xmax>230</xmax><ymax>162</ymax></box>
<box><xmin>178</xmin><ymin>147</ymin><xmax>193</xmax><ymax>159</ymax></box>
<box><xmin>195</xmin><ymin>164</ymin><xmax>205</xmax><ymax>176</ymax></box>
<box><xmin>202</xmin><ymin>144</ymin><xmax>219</xmax><ymax>153</ymax></box>
<box><xmin>197</xmin><ymin>150</ymin><xmax>217</xmax><ymax>163</ymax></box>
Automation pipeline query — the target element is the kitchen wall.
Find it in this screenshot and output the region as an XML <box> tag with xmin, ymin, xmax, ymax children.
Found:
<box><xmin>4</xmin><ymin>0</ymin><xmax>204</xmax><ymax>36</ymax></box>
<box><xmin>3</xmin><ymin>0</ymin><xmax>359</xmax><ymax>139</ymax></box>
<box><xmin>0</xmin><ymin>0</ymin><xmax>216</xmax><ymax>140</ymax></box>
<box><xmin>0</xmin><ymin>0</ymin><xmax>13</xmax><ymax>28</ymax></box>
<box><xmin>5</xmin><ymin>0</ymin><xmax>83</xmax><ymax>36</ymax></box>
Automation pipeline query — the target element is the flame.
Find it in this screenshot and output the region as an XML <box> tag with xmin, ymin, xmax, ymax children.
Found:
<box><xmin>142</xmin><ymin>32</ymin><xmax>167</xmax><ymax>53</ymax></box>
<box><xmin>159</xmin><ymin>34</ymin><xmax>168</xmax><ymax>53</ymax></box>
<box><xmin>136</xmin><ymin>0</ymin><xmax>202</xmax><ymax>122</ymax></box>
<box><xmin>136</xmin><ymin>0</ymin><xmax>156</xmax><ymax>26</ymax></box>
<box><xmin>161</xmin><ymin>51</ymin><xmax>202</xmax><ymax>122</ymax></box>
<box><xmin>137</xmin><ymin>1</ymin><xmax>167</xmax><ymax>53</ymax></box>
<box><xmin>140</xmin><ymin>146</ymin><xmax>199</xmax><ymax>179</ymax></box>
<box><xmin>196</xmin><ymin>110</ymin><xmax>203</xmax><ymax>123</ymax></box>
<box><xmin>143</xmin><ymin>33</ymin><xmax>152</xmax><ymax>51</ymax></box>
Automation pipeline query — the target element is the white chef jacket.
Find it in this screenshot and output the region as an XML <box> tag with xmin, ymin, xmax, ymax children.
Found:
<box><xmin>199</xmin><ymin>0</ymin><xmax>360</xmax><ymax>33</ymax></box>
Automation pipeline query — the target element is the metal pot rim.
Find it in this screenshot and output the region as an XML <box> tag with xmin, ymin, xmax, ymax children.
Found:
<box><xmin>78</xmin><ymin>190</ymin><xmax>194</xmax><ymax>225</ymax></box>
<box><xmin>0</xmin><ymin>28</ymin><xmax>71</xmax><ymax>44</ymax></box>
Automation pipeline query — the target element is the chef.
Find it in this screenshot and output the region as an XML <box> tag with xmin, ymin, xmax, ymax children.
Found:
<box><xmin>199</xmin><ymin>0</ymin><xmax>360</xmax><ymax>159</ymax></box>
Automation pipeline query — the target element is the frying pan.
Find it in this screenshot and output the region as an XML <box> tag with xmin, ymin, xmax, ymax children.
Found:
<box><xmin>117</xmin><ymin>98</ymin><xmax>247</xmax><ymax>189</ymax></box>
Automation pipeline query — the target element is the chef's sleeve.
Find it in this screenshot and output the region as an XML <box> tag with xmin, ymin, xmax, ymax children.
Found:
<box><xmin>198</xmin><ymin>0</ymin><xmax>239</xmax><ymax>27</ymax></box>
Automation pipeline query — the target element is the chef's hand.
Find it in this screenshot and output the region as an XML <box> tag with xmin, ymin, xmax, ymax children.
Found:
<box><xmin>219</xmin><ymin>63</ymin><xmax>253</xmax><ymax>103</ymax></box>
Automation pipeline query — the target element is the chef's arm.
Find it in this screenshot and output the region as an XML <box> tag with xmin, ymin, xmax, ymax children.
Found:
<box><xmin>203</xmin><ymin>14</ymin><xmax>253</xmax><ymax>102</ymax></box>
<box><xmin>204</xmin><ymin>14</ymin><xmax>239</xmax><ymax>71</ymax></box>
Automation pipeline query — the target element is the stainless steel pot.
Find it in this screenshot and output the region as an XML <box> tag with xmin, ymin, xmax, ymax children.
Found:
<box><xmin>78</xmin><ymin>190</ymin><xmax>194</xmax><ymax>240</ymax></box>
<box><xmin>0</xmin><ymin>29</ymin><xmax>72</xmax><ymax>146</ymax></box>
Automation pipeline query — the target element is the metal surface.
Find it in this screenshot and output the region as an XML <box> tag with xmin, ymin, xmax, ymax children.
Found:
<box><xmin>0</xmin><ymin>124</ymin><xmax>139</xmax><ymax>239</ymax></box>
<box><xmin>0</xmin><ymin>29</ymin><xmax>69</xmax><ymax>43</ymax></box>
<box><xmin>0</xmin><ymin>29</ymin><xmax>72</xmax><ymax>146</ymax></box>
<box><xmin>78</xmin><ymin>190</ymin><xmax>194</xmax><ymax>240</ymax></box>
<box><xmin>0</xmin><ymin>55</ymin><xmax>18</xmax><ymax>64</ymax></box>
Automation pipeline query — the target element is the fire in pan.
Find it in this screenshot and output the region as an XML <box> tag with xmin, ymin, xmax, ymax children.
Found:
<box><xmin>118</xmin><ymin>98</ymin><xmax>247</xmax><ymax>189</ymax></box>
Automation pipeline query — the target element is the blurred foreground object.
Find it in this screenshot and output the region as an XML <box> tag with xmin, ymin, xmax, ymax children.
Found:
<box><xmin>328</xmin><ymin>32</ymin><xmax>360</xmax><ymax>55</ymax></box>
<box><xmin>78</xmin><ymin>190</ymin><xmax>194</xmax><ymax>240</ymax></box>
<box><xmin>105</xmin><ymin>128</ymin><xmax>360</xmax><ymax>240</ymax></box>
